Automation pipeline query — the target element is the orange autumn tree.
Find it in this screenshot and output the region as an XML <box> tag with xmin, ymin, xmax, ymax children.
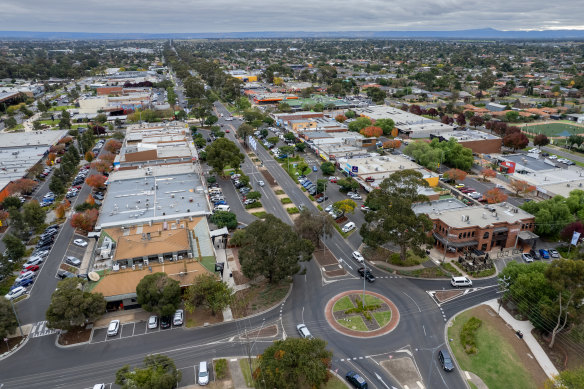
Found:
<box><xmin>104</xmin><ymin>140</ymin><xmax>122</xmax><ymax>153</ymax></box>
<box><xmin>90</xmin><ymin>160</ymin><xmax>112</xmax><ymax>173</ymax></box>
<box><xmin>85</xmin><ymin>151</ymin><xmax>95</xmax><ymax>162</ymax></box>
<box><xmin>70</xmin><ymin>209</ymin><xmax>99</xmax><ymax>232</ymax></box>
<box><xmin>85</xmin><ymin>174</ymin><xmax>107</xmax><ymax>189</ymax></box>
<box><xmin>484</xmin><ymin>188</ymin><xmax>508</xmax><ymax>204</ymax></box>
<box><xmin>360</xmin><ymin>126</ymin><xmax>383</xmax><ymax>138</ymax></box>
<box><xmin>444</xmin><ymin>168</ymin><xmax>467</xmax><ymax>183</ymax></box>
<box><xmin>335</xmin><ymin>114</ymin><xmax>347</xmax><ymax>123</ymax></box>
<box><xmin>481</xmin><ymin>168</ymin><xmax>497</xmax><ymax>181</ymax></box>
<box><xmin>7</xmin><ymin>178</ymin><xmax>37</xmax><ymax>195</ymax></box>
<box><xmin>47</xmin><ymin>152</ymin><xmax>57</xmax><ymax>165</ymax></box>
<box><xmin>55</xmin><ymin>203</ymin><xmax>67</xmax><ymax>219</ymax></box>
<box><xmin>510</xmin><ymin>180</ymin><xmax>536</xmax><ymax>197</ymax></box>
<box><xmin>383</xmin><ymin>139</ymin><xmax>401</xmax><ymax>150</ymax></box>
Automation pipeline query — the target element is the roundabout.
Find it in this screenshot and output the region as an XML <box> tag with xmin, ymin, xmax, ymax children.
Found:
<box><xmin>324</xmin><ymin>290</ymin><xmax>400</xmax><ymax>338</ymax></box>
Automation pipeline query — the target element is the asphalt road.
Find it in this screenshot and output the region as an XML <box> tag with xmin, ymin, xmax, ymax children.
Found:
<box><xmin>0</xmin><ymin>108</ymin><xmax>502</xmax><ymax>389</ymax></box>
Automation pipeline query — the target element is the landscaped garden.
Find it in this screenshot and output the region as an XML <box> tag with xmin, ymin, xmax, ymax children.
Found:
<box><xmin>332</xmin><ymin>294</ymin><xmax>392</xmax><ymax>332</ymax></box>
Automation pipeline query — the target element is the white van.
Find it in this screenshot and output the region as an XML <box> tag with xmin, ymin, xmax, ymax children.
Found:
<box><xmin>451</xmin><ymin>276</ymin><xmax>472</xmax><ymax>287</ymax></box>
<box><xmin>198</xmin><ymin>361</ymin><xmax>209</xmax><ymax>385</ymax></box>
<box><xmin>214</xmin><ymin>204</ymin><xmax>230</xmax><ymax>212</ymax></box>
<box><xmin>209</xmin><ymin>188</ymin><xmax>222</xmax><ymax>195</ymax></box>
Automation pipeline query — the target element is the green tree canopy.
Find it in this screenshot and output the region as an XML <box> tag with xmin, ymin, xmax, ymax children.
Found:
<box><xmin>361</xmin><ymin>170</ymin><xmax>433</xmax><ymax>261</ymax></box>
<box><xmin>255</xmin><ymin>338</ymin><xmax>333</xmax><ymax>389</ymax></box>
<box><xmin>136</xmin><ymin>273</ymin><xmax>181</xmax><ymax>317</ymax></box>
<box><xmin>347</xmin><ymin>117</ymin><xmax>372</xmax><ymax>132</ymax></box>
<box><xmin>22</xmin><ymin>200</ymin><xmax>46</xmax><ymax>230</ymax></box>
<box><xmin>238</xmin><ymin>215</ymin><xmax>314</xmax><ymax>283</ymax></box>
<box><xmin>205</xmin><ymin>138</ymin><xmax>245</xmax><ymax>176</ymax></box>
<box><xmin>294</xmin><ymin>209</ymin><xmax>334</xmax><ymax>248</ymax></box>
<box><xmin>375</xmin><ymin>118</ymin><xmax>395</xmax><ymax>135</ymax></box>
<box><xmin>46</xmin><ymin>278</ymin><xmax>106</xmax><ymax>330</ymax></box>
<box><xmin>320</xmin><ymin>162</ymin><xmax>335</xmax><ymax>175</ymax></box>
<box><xmin>210</xmin><ymin>211</ymin><xmax>238</xmax><ymax>230</ymax></box>
<box><xmin>116</xmin><ymin>354</ymin><xmax>182</xmax><ymax>389</ymax></box>
<box><xmin>3</xmin><ymin>233</ymin><xmax>25</xmax><ymax>261</ymax></box>
<box><xmin>337</xmin><ymin>177</ymin><xmax>360</xmax><ymax>192</ymax></box>
<box><xmin>0</xmin><ymin>299</ymin><xmax>18</xmax><ymax>338</ymax></box>
<box><xmin>521</xmin><ymin>196</ymin><xmax>573</xmax><ymax>237</ymax></box>
<box><xmin>183</xmin><ymin>273</ymin><xmax>232</xmax><ymax>315</ymax></box>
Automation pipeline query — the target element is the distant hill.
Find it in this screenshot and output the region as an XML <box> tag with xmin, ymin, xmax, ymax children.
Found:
<box><xmin>1</xmin><ymin>28</ymin><xmax>584</xmax><ymax>40</ymax></box>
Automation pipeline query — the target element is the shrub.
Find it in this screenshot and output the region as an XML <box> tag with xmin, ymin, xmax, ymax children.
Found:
<box><xmin>287</xmin><ymin>207</ymin><xmax>299</xmax><ymax>214</ymax></box>
<box><xmin>275</xmin><ymin>189</ymin><xmax>285</xmax><ymax>195</ymax></box>
<box><xmin>441</xmin><ymin>262</ymin><xmax>462</xmax><ymax>276</ymax></box>
<box><xmin>244</xmin><ymin>201</ymin><xmax>262</xmax><ymax>209</ymax></box>
<box><xmin>460</xmin><ymin>316</ymin><xmax>482</xmax><ymax>354</ymax></box>
<box><xmin>280</xmin><ymin>198</ymin><xmax>292</xmax><ymax>204</ymax></box>
<box><xmin>215</xmin><ymin>359</ymin><xmax>228</xmax><ymax>380</ymax></box>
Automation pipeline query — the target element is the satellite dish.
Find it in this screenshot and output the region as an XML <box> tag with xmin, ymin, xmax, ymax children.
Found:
<box><xmin>88</xmin><ymin>272</ymin><xmax>100</xmax><ymax>282</ymax></box>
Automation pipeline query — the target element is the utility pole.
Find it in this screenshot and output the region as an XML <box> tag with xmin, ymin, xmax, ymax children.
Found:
<box><xmin>442</xmin><ymin>227</ymin><xmax>451</xmax><ymax>264</ymax></box>
<box><xmin>10</xmin><ymin>298</ymin><xmax>24</xmax><ymax>337</ymax></box>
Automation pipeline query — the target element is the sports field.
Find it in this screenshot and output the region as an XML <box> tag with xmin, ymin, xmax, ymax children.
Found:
<box><xmin>521</xmin><ymin>122</ymin><xmax>584</xmax><ymax>137</ymax></box>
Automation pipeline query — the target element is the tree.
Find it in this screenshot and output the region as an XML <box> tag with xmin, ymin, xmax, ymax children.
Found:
<box><xmin>383</xmin><ymin>139</ymin><xmax>401</xmax><ymax>150</ymax></box>
<box><xmin>294</xmin><ymin>209</ymin><xmax>334</xmax><ymax>248</ymax></box>
<box><xmin>560</xmin><ymin>221</ymin><xmax>584</xmax><ymax>242</ymax></box>
<box><xmin>7</xmin><ymin>178</ymin><xmax>37</xmax><ymax>195</ymax></box>
<box><xmin>366</xmin><ymin>87</ymin><xmax>387</xmax><ymax>103</ymax></box>
<box><xmin>334</xmin><ymin>199</ymin><xmax>357</xmax><ymax>214</ymax></box>
<box><xmin>0</xmin><ymin>299</ymin><xmax>18</xmax><ymax>338</ymax></box>
<box><xmin>2</xmin><ymin>196</ymin><xmax>22</xmax><ymax>210</ymax></box>
<box><xmin>70</xmin><ymin>209</ymin><xmax>99</xmax><ymax>232</ymax></box>
<box><xmin>277</xmin><ymin>102</ymin><xmax>292</xmax><ymax>113</ymax></box>
<box><xmin>136</xmin><ymin>273</ymin><xmax>181</xmax><ymax>317</ymax></box>
<box><xmin>49</xmin><ymin>175</ymin><xmax>66</xmax><ymax>195</ymax></box>
<box><xmin>204</xmin><ymin>115</ymin><xmax>218</xmax><ymax>126</ymax></box>
<box><xmin>296</xmin><ymin>161</ymin><xmax>309</xmax><ymax>175</ymax></box>
<box><xmin>544</xmin><ymin>366</ymin><xmax>584</xmax><ymax>389</ymax></box>
<box><xmin>85</xmin><ymin>174</ymin><xmax>107</xmax><ymax>189</ymax></box>
<box><xmin>237</xmin><ymin>123</ymin><xmax>254</xmax><ymax>141</ymax></box>
<box><xmin>521</xmin><ymin>196</ymin><xmax>572</xmax><ymax>237</ymax></box>
<box><xmin>335</xmin><ymin>114</ymin><xmax>347</xmax><ymax>123</ymax></box>
<box><xmin>503</xmin><ymin>131</ymin><xmax>529</xmax><ymax>151</ymax></box>
<box><xmin>104</xmin><ymin>139</ymin><xmax>122</xmax><ymax>153</ymax></box>
<box><xmin>58</xmin><ymin>110</ymin><xmax>71</xmax><ymax>129</ymax></box>
<box><xmin>254</xmin><ymin>338</ymin><xmax>333</xmax><ymax>389</ymax></box>
<box><xmin>544</xmin><ymin>260</ymin><xmax>584</xmax><ymax>348</ymax></box>
<box><xmin>375</xmin><ymin>118</ymin><xmax>395</xmax><ymax>135</ymax></box>
<box><xmin>361</xmin><ymin>170</ymin><xmax>433</xmax><ymax>261</ymax></box>
<box><xmin>320</xmin><ymin>162</ymin><xmax>335</xmax><ymax>176</ymax></box>
<box><xmin>510</xmin><ymin>180</ymin><xmax>536</xmax><ymax>197</ymax></box>
<box><xmin>238</xmin><ymin>215</ymin><xmax>313</xmax><ymax>283</ymax></box>
<box><xmin>246</xmin><ymin>191</ymin><xmax>262</xmax><ymax>201</ymax></box>
<box><xmin>116</xmin><ymin>354</ymin><xmax>182</xmax><ymax>389</ymax></box>
<box><xmin>183</xmin><ymin>274</ymin><xmax>232</xmax><ymax>315</ymax></box>
<box><xmin>210</xmin><ymin>211</ymin><xmax>238</xmax><ymax>230</ymax></box>
<box><xmin>206</xmin><ymin>138</ymin><xmax>245</xmax><ymax>176</ymax></box>
<box><xmin>279</xmin><ymin>145</ymin><xmax>295</xmax><ymax>157</ymax></box>
<box><xmin>360</xmin><ymin>126</ymin><xmax>383</xmax><ymax>138</ymax></box>
<box><xmin>316</xmin><ymin>179</ymin><xmax>328</xmax><ymax>194</ymax></box>
<box><xmin>22</xmin><ymin>200</ymin><xmax>45</xmax><ymax>230</ymax></box>
<box><xmin>534</xmin><ymin>134</ymin><xmax>550</xmax><ymax>148</ymax></box>
<box><xmin>444</xmin><ymin>168</ymin><xmax>467</xmax><ymax>183</ymax></box>
<box><xmin>481</xmin><ymin>168</ymin><xmax>497</xmax><ymax>181</ymax></box>
<box><xmin>3</xmin><ymin>233</ymin><xmax>25</xmax><ymax>261</ymax></box>
<box><xmin>45</xmin><ymin>278</ymin><xmax>106</xmax><ymax>330</ymax></box>
<box><xmin>4</xmin><ymin>117</ymin><xmax>17</xmax><ymax>129</ymax></box>
<box><xmin>456</xmin><ymin>114</ymin><xmax>466</xmax><ymax>126</ymax></box>
<box><xmin>505</xmin><ymin>110</ymin><xmax>520</xmax><ymax>122</ymax></box>
<box><xmin>337</xmin><ymin>177</ymin><xmax>360</xmax><ymax>192</ymax></box>
<box><xmin>483</xmin><ymin>188</ymin><xmax>508</xmax><ymax>204</ymax></box>
<box><xmin>295</xmin><ymin>142</ymin><xmax>307</xmax><ymax>152</ymax></box>
<box><xmin>90</xmin><ymin>160</ymin><xmax>112</xmax><ymax>174</ymax></box>
<box><xmin>347</xmin><ymin>117</ymin><xmax>372</xmax><ymax>132</ymax></box>
<box><xmin>84</xmin><ymin>151</ymin><xmax>94</xmax><ymax>163</ymax></box>
<box><xmin>469</xmin><ymin>115</ymin><xmax>484</xmax><ymax>128</ymax></box>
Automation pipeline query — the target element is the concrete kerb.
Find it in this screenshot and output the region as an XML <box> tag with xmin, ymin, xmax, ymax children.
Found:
<box><xmin>0</xmin><ymin>334</ymin><xmax>30</xmax><ymax>362</ymax></box>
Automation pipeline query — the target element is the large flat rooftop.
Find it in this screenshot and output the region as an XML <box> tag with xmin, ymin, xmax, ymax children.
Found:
<box><xmin>433</xmin><ymin>202</ymin><xmax>534</xmax><ymax>228</ymax></box>
<box><xmin>501</xmin><ymin>154</ymin><xmax>555</xmax><ymax>172</ymax></box>
<box><xmin>97</xmin><ymin>168</ymin><xmax>209</xmax><ymax>229</ymax></box>
<box><xmin>355</xmin><ymin>106</ymin><xmax>456</xmax><ymax>137</ymax></box>
<box><xmin>413</xmin><ymin>198</ymin><xmax>467</xmax><ymax>215</ymax></box>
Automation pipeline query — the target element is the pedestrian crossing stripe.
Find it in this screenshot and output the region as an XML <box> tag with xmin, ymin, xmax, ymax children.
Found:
<box><xmin>30</xmin><ymin>320</ymin><xmax>59</xmax><ymax>338</ymax></box>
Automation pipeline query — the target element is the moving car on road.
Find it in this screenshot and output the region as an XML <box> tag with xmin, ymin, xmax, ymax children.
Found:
<box><xmin>342</xmin><ymin>222</ymin><xmax>356</xmax><ymax>233</ymax></box>
<box><xmin>352</xmin><ymin>251</ymin><xmax>364</xmax><ymax>263</ymax></box>
<box><xmin>346</xmin><ymin>371</ymin><xmax>368</xmax><ymax>389</ymax></box>
<box><xmin>438</xmin><ymin>349</ymin><xmax>454</xmax><ymax>371</ymax></box>
<box><xmin>357</xmin><ymin>267</ymin><xmax>375</xmax><ymax>282</ymax></box>
<box><xmin>296</xmin><ymin>324</ymin><xmax>314</xmax><ymax>339</ymax></box>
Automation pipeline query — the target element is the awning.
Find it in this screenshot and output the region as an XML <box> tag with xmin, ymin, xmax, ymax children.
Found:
<box><xmin>493</xmin><ymin>227</ymin><xmax>509</xmax><ymax>233</ymax></box>
<box><xmin>433</xmin><ymin>232</ymin><xmax>478</xmax><ymax>248</ymax></box>
<box><xmin>518</xmin><ymin>230</ymin><xmax>539</xmax><ymax>241</ymax></box>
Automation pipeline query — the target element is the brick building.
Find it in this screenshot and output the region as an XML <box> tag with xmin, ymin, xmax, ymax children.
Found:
<box><xmin>429</xmin><ymin>203</ymin><xmax>537</xmax><ymax>254</ymax></box>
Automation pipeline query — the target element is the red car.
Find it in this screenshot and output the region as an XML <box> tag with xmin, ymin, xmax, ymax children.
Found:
<box><xmin>225</xmin><ymin>129</ymin><xmax>230</xmax><ymax>133</ymax></box>
<box><xmin>21</xmin><ymin>265</ymin><xmax>40</xmax><ymax>273</ymax></box>
<box><xmin>460</xmin><ymin>188</ymin><xmax>476</xmax><ymax>193</ymax></box>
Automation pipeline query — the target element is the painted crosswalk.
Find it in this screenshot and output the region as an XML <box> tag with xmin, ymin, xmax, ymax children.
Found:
<box><xmin>30</xmin><ymin>321</ymin><xmax>59</xmax><ymax>338</ymax></box>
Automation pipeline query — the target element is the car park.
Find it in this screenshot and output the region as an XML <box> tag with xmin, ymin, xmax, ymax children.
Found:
<box><xmin>173</xmin><ymin>309</ymin><xmax>184</xmax><ymax>326</ymax></box>
<box><xmin>361</xmin><ymin>205</ymin><xmax>371</xmax><ymax>212</ymax></box>
<box><xmin>329</xmin><ymin>176</ymin><xmax>338</xmax><ymax>183</ymax></box>
<box><xmin>350</xmin><ymin>194</ymin><xmax>362</xmax><ymax>200</ymax></box>
<box><xmin>316</xmin><ymin>195</ymin><xmax>329</xmax><ymax>203</ymax></box>
<box><xmin>549</xmin><ymin>155</ymin><xmax>558</xmax><ymax>160</ymax></box>
<box><xmin>529</xmin><ymin>249</ymin><xmax>541</xmax><ymax>260</ymax></box>
<box><xmin>296</xmin><ymin>324</ymin><xmax>314</xmax><ymax>339</ymax></box>
<box><xmin>438</xmin><ymin>349</ymin><xmax>454</xmax><ymax>371</ymax></box>
<box><xmin>12</xmin><ymin>277</ymin><xmax>34</xmax><ymax>289</ymax></box>
<box><xmin>549</xmin><ymin>249</ymin><xmax>560</xmax><ymax>258</ymax></box>
<box><xmin>243</xmin><ymin>199</ymin><xmax>256</xmax><ymax>205</ymax></box>
<box><xmin>148</xmin><ymin>315</ymin><xmax>158</xmax><ymax>329</ymax></box>
<box><xmin>324</xmin><ymin>204</ymin><xmax>334</xmax><ymax>212</ymax></box>
<box><xmin>5</xmin><ymin>286</ymin><xmax>27</xmax><ymax>300</ymax></box>
<box><xmin>346</xmin><ymin>371</ymin><xmax>368</xmax><ymax>389</ymax></box>
<box><xmin>74</xmin><ymin>239</ymin><xmax>88</xmax><ymax>247</ymax></box>
<box><xmin>107</xmin><ymin>320</ymin><xmax>120</xmax><ymax>336</ymax></box>
<box><xmin>522</xmin><ymin>253</ymin><xmax>534</xmax><ymax>263</ymax></box>
<box><xmin>65</xmin><ymin>256</ymin><xmax>82</xmax><ymax>267</ymax></box>
<box><xmin>342</xmin><ymin>222</ymin><xmax>356</xmax><ymax>233</ymax></box>
<box><xmin>357</xmin><ymin>267</ymin><xmax>375</xmax><ymax>282</ymax></box>
<box><xmin>352</xmin><ymin>251</ymin><xmax>364</xmax><ymax>263</ymax></box>
<box><xmin>57</xmin><ymin>270</ymin><xmax>75</xmax><ymax>279</ymax></box>
<box><xmin>21</xmin><ymin>265</ymin><xmax>39</xmax><ymax>273</ymax></box>
<box><xmin>23</xmin><ymin>257</ymin><xmax>44</xmax><ymax>268</ymax></box>
<box><xmin>539</xmin><ymin>249</ymin><xmax>550</xmax><ymax>259</ymax></box>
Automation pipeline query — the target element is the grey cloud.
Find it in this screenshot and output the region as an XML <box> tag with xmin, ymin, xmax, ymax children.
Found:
<box><xmin>0</xmin><ymin>0</ymin><xmax>583</xmax><ymax>32</ymax></box>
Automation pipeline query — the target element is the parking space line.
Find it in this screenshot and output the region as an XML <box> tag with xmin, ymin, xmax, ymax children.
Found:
<box><xmin>131</xmin><ymin>322</ymin><xmax>136</xmax><ymax>336</ymax></box>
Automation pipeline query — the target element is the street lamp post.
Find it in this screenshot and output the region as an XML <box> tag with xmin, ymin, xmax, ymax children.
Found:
<box><xmin>10</xmin><ymin>298</ymin><xmax>24</xmax><ymax>337</ymax></box>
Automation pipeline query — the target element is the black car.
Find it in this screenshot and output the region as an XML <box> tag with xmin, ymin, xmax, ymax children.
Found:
<box><xmin>316</xmin><ymin>196</ymin><xmax>329</xmax><ymax>203</ymax></box>
<box><xmin>160</xmin><ymin>316</ymin><xmax>172</xmax><ymax>329</ymax></box>
<box><xmin>93</xmin><ymin>193</ymin><xmax>104</xmax><ymax>200</ymax></box>
<box><xmin>57</xmin><ymin>270</ymin><xmax>75</xmax><ymax>279</ymax></box>
<box><xmin>357</xmin><ymin>267</ymin><xmax>375</xmax><ymax>283</ymax></box>
<box><xmin>438</xmin><ymin>349</ymin><xmax>454</xmax><ymax>371</ymax></box>
<box><xmin>346</xmin><ymin>371</ymin><xmax>367</xmax><ymax>389</ymax></box>
<box><xmin>36</xmin><ymin>242</ymin><xmax>53</xmax><ymax>251</ymax></box>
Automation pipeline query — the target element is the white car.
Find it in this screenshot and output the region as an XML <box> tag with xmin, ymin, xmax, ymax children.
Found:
<box><xmin>258</xmin><ymin>180</ymin><xmax>265</xmax><ymax>187</ymax></box>
<box><xmin>549</xmin><ymin>155</ymin><xmax>558</xmax><ymax>160</ymax></box>
<box><xmin>15</xmin><ymin>271</ymin><xmax>35</xmax><ymax>284</ymax></box>
<box><xmin>350</xmin><ymin>194</ymin><xmax>363</xmax><ymax>200</ymax></box>
<box><xmin>148</xmin><ymin>315</ymin><xmax>158</xmax><ymax>329</ymax></box>
<box><xmin>324</xmin><ymin>204</ymin><xmax>334</xmax><ymax>213</ymax></box>
<box><xmin>342</xmin><ymin>222</ymin><xmax>356</xmax><ymax>233</ymax></box>
<box><xmin>352</xmin><ymin>251</ymin><xmax>364</xmax><ymax>263</ymax></box>
<box><xmin>528</xmin><ymin>148</ymin><xmax>540</xmax><ymax>154</ymax></box>
<box><xmin>296</xmin><ymin>324</ymin><xmax>314</xmax><ymax>339</ymax></box>
<box><xmin>5</xmin><ymin>286</ymin><xmax>26</xmax><ymax>300</ymax></box>
<box><xmin>73</xmin><ymin>239</ymin><xmax>88</xmax><ymax>247</ymax></box>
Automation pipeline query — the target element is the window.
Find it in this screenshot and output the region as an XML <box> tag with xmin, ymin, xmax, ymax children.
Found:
<box><xmin>481</xmin><ymin>243</ymin><xmax>488</xmax><ymax>251</ymax></box>
<box><xmin>458</xmin><ymin>233</ymin><xmax>462</xmax><ymax>239</ymax></box>
<box><xmin>483</xmin><ymin>232</ymin><xmax>490</xmax><ymax>239</ymax></box>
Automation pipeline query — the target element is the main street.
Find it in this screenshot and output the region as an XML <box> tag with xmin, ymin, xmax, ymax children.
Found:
<box><xmin>0</xmin><ymin>109</ymin><xmax>502</xmax><ymax>389</ymax></box>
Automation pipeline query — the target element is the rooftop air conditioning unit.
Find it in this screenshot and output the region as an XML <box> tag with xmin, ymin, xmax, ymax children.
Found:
<box><xmin>172</xmin><ymin>254</ymin><xmax>178</xmax><ymax>261</ymax></box>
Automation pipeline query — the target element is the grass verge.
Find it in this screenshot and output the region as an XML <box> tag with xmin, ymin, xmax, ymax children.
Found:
<box><xmin>373</xmin><ymin>311</ymin><xmax>392</xmax><ymax>327</ymax></box>
<box><xmin>333</xmin><ymin>296</ymin><xmax>355</xmax><ymax>312</ymax></box>
<box><xmin>239</xmin><ymin>358</ymin><xmax>258</xmax><ymax>387</ymax></box>
<box><xmin>338</xmin><ymin>315</ymin><xmax>368</xmax><ymax>331</ymax></box>
<box><xmin>251</xmin><ymin>211</ymin><xmax>268</xmax><ymax>218</ymax></box>
<box><xmin>324</xmin><ymin>374</ymin><xmax>350</xmax><ymax>389</ymax></box>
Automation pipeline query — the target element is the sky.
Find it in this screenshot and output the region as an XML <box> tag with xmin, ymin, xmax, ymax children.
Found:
<box><xmin>1</xmin><ymin>0</ymin><xmax>583</xmax><ymax>32</ymax></box>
